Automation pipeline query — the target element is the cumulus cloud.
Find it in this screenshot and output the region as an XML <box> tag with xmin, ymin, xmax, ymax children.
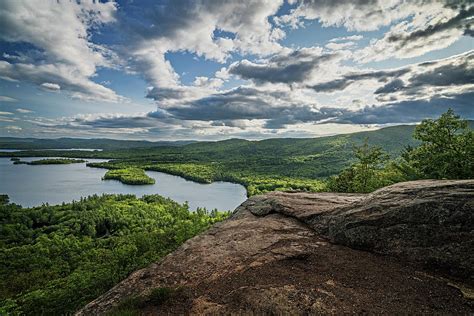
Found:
<box><xmin>0</xmin><ymin>0</ymin><xmax>123</xmax><ymax>102</ymax></box>
<box><xmin>1</xmin><ymin>0</ymin><xmax>472</xmax><ymax>139</ymax></box>
<box><xmin>117</xmin><ymin>0</ymin><xmax>285</xmax><ymax>92</ymax></box>
<box><xmin>331</xmin><ymin>92</ymin><xmax>474</xmax><ymax>124</ymax></box>
<box><xmin>309</xmin><ymin>69</ymin><xmax>410</xmax><ymax>93</ymax></box>
<box><xmin>40</xmin><ymin>82</ymin><xmax>61</xmax><ymax>91</ymax></box>
<box><xmin>354</xmin><ymin>2</ymin><xmax>473</xmax><ymax>62</ymax></box>
<box><xmin>387</xmin><ymin>4</ymin><xmax>473</xmax><ymax>44</ymax></box>
<box><xmin>325</xmin><ymin>41</ymin><xmax>356</xmax><ymax>50</ymax></box>
<box><xmin>228</xmin><ymin>47</ymin><xmax>338</xmax><ymax>84</ymax></box>
<box><xmin>309</xmin><ymin>51</ymin><xmax>474</xmax><ymax>102</ymax></box>
<box><xmin>329</xmin><ymin>35</ymin><xmax>363</xmax><ymax>42</ymax></box>
<box><xmin>4</xmin><ymin>125</ymin><xmax>22</xmax><ymax>131</ymax></box>
<box><xmin>374</xmin><ymin>51</ymin><xmax>474</xmax><ymax>101</ymax></box>
<box><xmin>193</xmin><ymin>76</ymin><xmax>224</xmax><ymax>89</ymax></box>
<box><xmin>16</xmin><ymin>108</ymin><xmax>33</xmax><ymax>114</ymax></box>
<box><xmin>0</xmin><ymin>95</ymin><xmax>17</xmax><ymax>102</ymax></box>
<box><xmin>278</xmin><ymin>0</ymin><xmax>472</xmax><ymax>62</ymax></box>
<box><xmin>71</xmin><ymin>48</ymin><xmax>472</xmax><ymax>133</ymax></box>
<box><xmin>277</xmin><ymin>0</ymin><xmax>423</xmax><ymax>31</ymax></box>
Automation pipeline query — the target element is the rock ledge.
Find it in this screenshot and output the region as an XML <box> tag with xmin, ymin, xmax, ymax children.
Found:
<box><xmin>77</xmin><ymin>180</ymin><xmax>474</xmax><ymax>315</ymax></box>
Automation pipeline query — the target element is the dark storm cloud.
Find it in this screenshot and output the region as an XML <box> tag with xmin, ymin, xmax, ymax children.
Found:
<box><xmin>228</xmin><ymin>50</ymin><xmax>337</xmax><ymax>84</ymax></box>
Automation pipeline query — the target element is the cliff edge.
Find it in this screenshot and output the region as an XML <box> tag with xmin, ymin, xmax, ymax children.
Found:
<box><xmin>77</xmin><ymin>180</ymin><xmax>474</xmax><ymax>315</ymax></box>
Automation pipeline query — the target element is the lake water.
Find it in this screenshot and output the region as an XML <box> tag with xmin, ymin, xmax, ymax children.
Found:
<box><xmin>0</xmin><ymin>148</ymin><xmax>102</xmax><ymax>152</ymax></box>
<box><xmin>0</xmin><ymin>157</ymin><xmax>247</xmax><ymax>211</ymax></box>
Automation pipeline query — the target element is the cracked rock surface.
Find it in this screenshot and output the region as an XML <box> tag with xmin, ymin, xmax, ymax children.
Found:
<box><xmin>77</xmin><ymin>180</ymin><xmax>474</xmax><ymax>315</ymax></box>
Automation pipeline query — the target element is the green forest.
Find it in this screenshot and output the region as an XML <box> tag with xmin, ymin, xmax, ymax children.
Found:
<box><xmin>84</xmin><ymin>111</ymin><xmax>472</xmax><ymax>195</ymax></box>
<box><xmin>0</xmin><ymin>195</ymin><xmax>229</xmax><ymax>315</ymax></box>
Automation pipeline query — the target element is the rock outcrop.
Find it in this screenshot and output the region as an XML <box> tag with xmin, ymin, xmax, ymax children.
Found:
<box><xmin>77</xmin><ymin>180</ymin><xmax>474</xmax><ymax>315</ymax></box>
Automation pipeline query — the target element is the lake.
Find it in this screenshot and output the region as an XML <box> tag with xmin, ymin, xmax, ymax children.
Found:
<box><xmin>0</xmin><ymin>148</ymin><xmax>102</xmax><ymax>152</ymax></box>
<box><xmin>0</xmin><ymin>157</ymin><xmax>247</xmax><ymax>211</ymax></box>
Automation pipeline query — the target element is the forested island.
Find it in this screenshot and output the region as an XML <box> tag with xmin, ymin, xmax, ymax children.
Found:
<box><xmin>102</xmin><ymin>168</ymin><xmax>156</xmax><ymax>185</ymax></box>
<box><xmin>13</xmin><ymin>158</ymin><xmax>87</xmax><ymax>165</ymax></box>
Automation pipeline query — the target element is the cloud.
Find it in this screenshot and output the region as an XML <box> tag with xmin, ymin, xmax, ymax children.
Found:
<box><xmin>0</xmin><ymin>111</ymin><xmax>13</xmax><ymax>115</ymax></box>
<box><xmin>329</xmin><ymin>35</ymin><xmax>363</xmax><ymax>42</ymax></box>
<box><xmin>374</xmin><ymin>51</ymin><xmax>474</xmax><ymax>101</ymax></box>
<box><xmin>309</xmin><ymin>51</ymin><xmax>474</xmax><ymax>101</ymax></box>
<box><xmin>309</xmin><ymin>69</ymin><xmax>410</xmax><ymax>93</ymax></box>
<box><xmin>277</xmin><ymin>0</ymin><xmax>424</xmax><ymax>31</ymax></box>
<box><xmin>331</xmin><ymin>92</ymin><xmax>474</xmax><ymax>124</ymax></box>
<box><xmin>387</xmin><ymin>5</ymin><xmax>474</xmax><ymax>45</ymax></box>
<box><xmin>116</xmin><ymin>0</ymin><xmax>285</xmax><ymax>91</ymax></box>
<box><xmin>0</xmin><ymin>95</ymin><xmax>17</xmax><ymax>102</ymax></box>
<box><xmin>278</xmin><ymin>1</ymin><xmax>472</xmax><ymax>62</ymax></box>
<box><xmin>325</xmin><ymin>41</ymin><xmax>356</xmax><ymax>50</ymax></box>
<box><xmin>40</xmin><ymin>82</ymin><xmax>61</xmax><ymax>91</ymax></box>
<box><xmin>0</xmin><ymin>0</ymin><xmax>123</xmax><ymax>102</ymax></box>
<box><xmin>148</xmin><ymin>86</ymin><xmax>351</xmax><ymax>129</ymax></box>
<box><xmin>0</xmin><ymin>117</ymin><xmax>15</xmax><ymax>122</ymax></box>
<box><xmin>228</xmin><ymin>47</ymin><xmax>338</xmax><ymax>84</ymax></box>
<box><xmin>374</xmin><ymin>79</ymin><xmax>405</xmax><ymax>94</ymax></box>
<box><xmin>4</xmin><ymin>125</ymin><xmax>22</xmax><ymax>131</ymax></box>
<box><xmin>193</xmin><ymin>76</ymin><xmax>224</xmax><ymax>89</ymax></box>
<box><xmin>354</xmin><ymin>2</ymin><xmax>473</xmax><ymax>62</ymax></box>
<box><xmin>16</xmin><ymin>108</ymin><xmax>33</xmax><ymax>114</ymax></box>
<box><xmin>1</xmin><ymin>0</ymin><xmax>472</xmax><ymax>139</ymax></box>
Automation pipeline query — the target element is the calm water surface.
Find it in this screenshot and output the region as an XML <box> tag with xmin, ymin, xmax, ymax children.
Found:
<box><xmin>0</xmin><ymin>157</ymin><xmax>247</xmax><ymax>211</ymax></box>
<box><xmin>0</xmin><ymin>148</ymin><xmax>102</xmax><ymax>152</ymax></box>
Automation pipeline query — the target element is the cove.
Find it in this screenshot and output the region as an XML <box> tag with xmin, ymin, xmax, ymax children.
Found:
<box><xmin>0</xmin><ymin>157</ymin><xmax>247</xmax><ymax>211</ymax></box>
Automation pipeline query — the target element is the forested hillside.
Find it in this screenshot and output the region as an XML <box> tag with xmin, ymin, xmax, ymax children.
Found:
<box><xmin>2</xmin><ymin>121</ymin><xmax>471</xmax><ymax>196</ymax></box>
<box><xmin>0</xmin><ymin>125</ymin><xmax>422</xmax><ymax>196</ymax></box>
<box><xmin>0</xmin><ymin>194</ymin><xmax>228</xmax><ymax>315</ymax></box>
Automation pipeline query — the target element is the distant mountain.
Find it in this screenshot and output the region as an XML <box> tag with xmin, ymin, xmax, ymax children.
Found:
<box><xmin>2</xmin><ymin>122</ymin><xmax>472</xmax><ymax>179</ymax></box>
<box><xmin>175</xmin><ymin>124</ymin><xmax>420</xmax><ymax>160</ymax></box>
<box><xmin>0</xmin><ymin>137</ymin><xmax>195</xmax><ymax>150</ymax></box>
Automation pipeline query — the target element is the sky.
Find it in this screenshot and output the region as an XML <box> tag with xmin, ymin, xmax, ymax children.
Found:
<box><xmin>0</xmin><ymin>0</ymin><xmax>472</xmax><ymax>141</ymax></box>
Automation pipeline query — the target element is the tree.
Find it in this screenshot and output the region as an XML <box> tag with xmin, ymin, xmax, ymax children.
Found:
<box><xmin>405</xmin><ymin>109</ymin><xmax>473</xmax><ymax>179</ymax></box>
<box><xmin>0</xmin><ymin>195</ymin><xmax>9</xmax><ymax>205</ymax></box>
<box><xmin>327</xmin><ymin>138</ymin><xmax>389</xmax><ymax>193</ymax></box>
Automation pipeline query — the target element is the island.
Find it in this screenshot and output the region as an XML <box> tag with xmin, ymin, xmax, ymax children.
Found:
<box><xmin>102</xmin><ymin>168</ymin><xmax>155</xmax><ymax>185</ymax></box>
<box><xmin>13</xmin><ymin>158</ymin><xmax>87</xmax><ymax>165</ymax></box>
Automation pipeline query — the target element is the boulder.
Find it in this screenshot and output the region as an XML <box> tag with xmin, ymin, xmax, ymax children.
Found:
<box><xmin>77</xmin><ymin>180</ymin><xmax>474</xmax><ymax>315</ymax></box>
<box><xmin>310</xmin><ymin>180</ymin><xmax>474</xmax><ymax>279</ymax></box>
